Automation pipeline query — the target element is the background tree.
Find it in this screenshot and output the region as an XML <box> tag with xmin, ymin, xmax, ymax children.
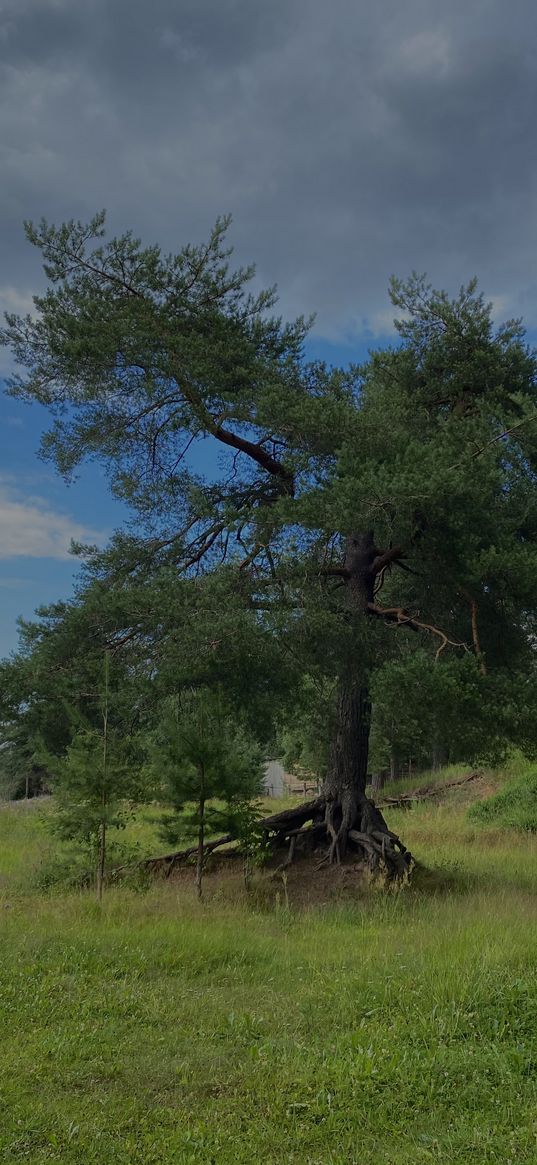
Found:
<box><xmin>149</xmin><ymin>688</ymin><xmax>263</xmax><ymax>898</ymax></box>
<box><xmin>4</xmin><ymin>217</ymin><xmax>537</xmax><ymax>873</ymax></box>
<box><xmin>44</xmin><ymin>652</ymin><xmax>144</xmax><ymax>900</ymax></box>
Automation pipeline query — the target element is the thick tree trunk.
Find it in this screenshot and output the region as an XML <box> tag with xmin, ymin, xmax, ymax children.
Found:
<box><xmin>319</xmin><ymin>533</ymin><xmax>411</xmax><ymax>873</ymax></box>
<box><xmin>322</xmin><ymin>682</ymin><xmax>372</xmax><ymax>858</ymax></box>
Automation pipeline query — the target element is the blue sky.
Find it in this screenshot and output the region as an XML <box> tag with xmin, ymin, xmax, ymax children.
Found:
<box><xmin>0</xmin><ymin>335</ymin><xmax>372</xmax><ymax>656</ymax></box>
<box><xmin>0</xmin><ymin>389</ymin><xmax>128</xmax><ymax>655</ymax></box>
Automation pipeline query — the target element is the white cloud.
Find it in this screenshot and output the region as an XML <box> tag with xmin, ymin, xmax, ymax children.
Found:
<box><xmin>0</xmin><ymin>484</ymin><xmax>104</xmax><ymax>559</ymax></box>
<box><xmin>0</xmin><ymin>285</ymin><xmax>36</xmax><ymax>317</ymax></box>
<box><xmin>397</xmin><ymin>30</ymin><xmax>452</xmax><ymax>79</ymax></box>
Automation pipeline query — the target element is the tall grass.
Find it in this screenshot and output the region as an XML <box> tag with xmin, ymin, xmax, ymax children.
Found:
<box><xmin>369</xmin><ymin>761</ymin><xmax>471</xmax><ymax>801</ymax></box>
<box><xmin>2</xmin><ymin>773</ymin><xmax>537</xmax><ymax>1163</ymax></box>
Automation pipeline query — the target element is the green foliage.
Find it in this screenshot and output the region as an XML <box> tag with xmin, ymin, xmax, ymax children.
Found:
<box><xmin>150</xmin><ymin>687</ymin><xmax>264</xmax><ymax>846</ymax></box>
<box><xmin>49</xmin><ymin>726</ymin><xmax>136</xmax><ymax>843</ymax></box>
<box><xmin>4</xmin><ymin>786</ymin><xmax>537</xmax><ymax>1162</ymax></box>
<box><xmin>369</xmin><ymin>650</ymin><xmax>525</xmax><ymax>772</ymax></box>
<box><xmin>43</xmin><ymin>654</ymin><xmax>146</xmax><ymax>895</ymax></box>
<box><xmin>3</xmin><ymin>214</ymin><xmax>537</xmax><ymax>811</ymax></box>
<box><xmin>278</xmin><ymin>673</ymin><xmax>335</xmax><ymax>779</ymax></box>
<box><xmin>34</xmin><ymin>836</ymin><xmax>139</xmax><ymax>892</ymax></box>
<box><xmin>469</xmin><ymin>768</ymin><xmax>537</xmax><ymax>832</ymax></box>
<box><xmin>228</xmin><ymin>797</ymin><xmax>269</xmax><ymax>888</ymax></box>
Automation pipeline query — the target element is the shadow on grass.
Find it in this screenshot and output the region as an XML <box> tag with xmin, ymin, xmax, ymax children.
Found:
<box><xmin>409</xmin><ymin>859</ymin><xmax>482</xmax><ymax>897</ymax></box>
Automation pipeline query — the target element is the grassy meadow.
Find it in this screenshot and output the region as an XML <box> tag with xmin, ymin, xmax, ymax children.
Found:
<box><xmin>2</xmin><ymin>768</ymin><xmax>537</xmax><ymax>1163</ymax></box>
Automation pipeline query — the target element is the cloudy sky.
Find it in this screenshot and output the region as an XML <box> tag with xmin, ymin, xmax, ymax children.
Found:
<box><xmin>1</xmin><ymin>0</ymin><xmax>537</xmax><ymax>653</ymax></box>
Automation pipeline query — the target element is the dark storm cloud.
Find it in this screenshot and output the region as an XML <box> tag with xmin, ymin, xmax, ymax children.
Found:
<box><xmin>1</xmin><ymin>0</ymin><xmax>537</xmax><ymax>351</ymax></box>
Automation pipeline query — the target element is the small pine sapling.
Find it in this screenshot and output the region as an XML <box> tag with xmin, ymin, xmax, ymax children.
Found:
<box><xmin>151</xmin><ymin>689</ymin><xmax>264</xmax><ymax>899</ymax></box>
<box><xmin>46</xmin><ymin>654</ymin><xmax>141</xmax><ymax>899</ymax></box>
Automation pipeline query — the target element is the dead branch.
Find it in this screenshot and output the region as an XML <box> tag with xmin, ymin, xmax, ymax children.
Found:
<box><xmin>459</xmin><ymin>587</ymin><xmax>487</xmax><ymax>675</ymax></box>
<box><xmin>367</xmin><ymin>601</ymin><xmax>468</xmax><ymax>660</ymax></box>
<box><xmin>114</xmin><ymin>832</ymin><xmax>235</xmax><ymax>876</ymax></box>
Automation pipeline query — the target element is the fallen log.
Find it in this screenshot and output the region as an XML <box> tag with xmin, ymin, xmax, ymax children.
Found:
<box><xmin>376</xmin><ymin>770</ymin><xmax>481</xmax><ymax>809</ymax></box>
<box><xmin>260</xmin><ymin>796</ymin><xmax>325</xmax><ymax>832</ymax></box>
<box><xmin>113</xmin><ymin>832</ymin><xmax>235</xmax><ymax>877</ymax></box>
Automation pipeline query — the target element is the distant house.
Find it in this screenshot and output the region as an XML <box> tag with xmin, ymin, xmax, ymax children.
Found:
<box><xmin>262</xmin><ymin>760</ymin><xmax>286</xmax><ymax>797</ymax></box>
<box><xmin>262</xmin><ymin>760</ymin><xmax>321</xmax><ymax>798</ymax></box>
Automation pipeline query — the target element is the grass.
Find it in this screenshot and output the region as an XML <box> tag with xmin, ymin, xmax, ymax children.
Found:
<box><xmin>368</xmin><ymin>760</ymin><xmax>481</xmax><ymax>802</ymax></box>
<box><xmin>0</xmin><ymin>793</ymin><xmax>305</xmax><ymax>893</ymax></box>
<box><xmin>2</xmin><ymin>771</ymin><xmax>537</xmax><ymax>1162</ymax></box>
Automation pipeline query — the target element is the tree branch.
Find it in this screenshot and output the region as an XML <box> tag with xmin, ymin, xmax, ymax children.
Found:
<box><xmin>319</xmin><ymin>565</ymin><xmax>350</xmax><ymax>579</ymax></box>
<box><xmin>371</xmin><ymin>546</ymin><xmax>405</xmax><ymax>574</ymax></box>
<box><xmin>459</xmin><ymin>587</ymin><xmax>487</xmax><ymax>675</ymax></box>
<box><xmin>211</xmin><ymin>423</ymin><xmax>294</xmax><ymax>493</ymax></box>
<box><xmin>448</xmin><ymin>412</ymin><xmax>537</xmax><ymax>472</ymax></box>
<box><xmin>367</xmin><ymin>601</ymin><xmax>467</xmax><ymax>661</ymax></box>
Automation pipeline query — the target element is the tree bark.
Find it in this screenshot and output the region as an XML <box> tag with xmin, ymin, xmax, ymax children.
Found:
<box><xmin>371</xmin><ymin>770</ymin><xmax>387</xmax><ymax>794</ymax></box>
<box><xmin>195</xmin><ymin>789</ymin><xmax>205</xmax><ymax>900</ymax></box>
<box><xmin>320</xmin><ymin>532</ymin><xmax>395</xmax><ymax>861</ymax></box>
<box><xmin>96</xmin><ymin>821</ymin><xmax>106</xmax><ymax>903</ymax></box>
<box><xmin>323</xmin><ymin>682</ymin><xmax>372</xmax><ymax>858</ymax></box>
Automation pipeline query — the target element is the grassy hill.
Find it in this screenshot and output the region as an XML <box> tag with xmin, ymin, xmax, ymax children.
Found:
<box><xmin>2</xmin><ymin>764</ymin><xmax>537</xmax><ymax>1163</ymax></box>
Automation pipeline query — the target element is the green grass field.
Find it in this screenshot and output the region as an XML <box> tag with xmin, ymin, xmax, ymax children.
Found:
<box><xmin>2</xmin><ymin>771</ymin><xmax>537</xmax><ymax>1164</ymax></box>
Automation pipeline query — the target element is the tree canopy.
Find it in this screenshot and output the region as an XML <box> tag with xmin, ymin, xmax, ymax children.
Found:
<box><xmin>3</xmin><ymin>213</ymin><xmax>537</xmax><ymax>872</ymax></box>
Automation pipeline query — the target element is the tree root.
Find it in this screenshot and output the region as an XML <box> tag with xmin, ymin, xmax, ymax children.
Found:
<box><xmin>115</xmin><ymin>794</ymin><xmax>412</xmax><ymax>884</ymax></box>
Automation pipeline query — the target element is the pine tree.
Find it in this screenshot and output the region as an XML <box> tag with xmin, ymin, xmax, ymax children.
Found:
<box><xmin>44</xmin><ymin>653</ymin><xmax>142</xmax><ymax>899</ymax></box>
<box><xmin>149</xmin><ymin>688</ymin><xmax>263</xmax><ymax>898</ymax></box>
<box><xmin>4</xmin><ymin>218</ymin><xmax>537</xmax><ymax>874</ymax></box>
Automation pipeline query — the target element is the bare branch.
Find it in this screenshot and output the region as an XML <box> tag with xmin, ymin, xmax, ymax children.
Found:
<box><xmin>367</xmin><ymin>601</ymin><xmax>468</xmax><ymax>660</ymax></box>
<box><xmin>459</xmin><ymin>587</ymin><xmax>487</xmax><ymax>675</ymax></box>
<box><xmin>179</xmin><ymin>522</ymin><xmax>227</xmax><ymax>573</ymax></box>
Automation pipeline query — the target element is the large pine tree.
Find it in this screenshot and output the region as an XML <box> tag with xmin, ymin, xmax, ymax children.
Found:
<box><xmin>4</xmin><ymin>215</ymin><xmax>537</xmax><ymax>873</ymax></box>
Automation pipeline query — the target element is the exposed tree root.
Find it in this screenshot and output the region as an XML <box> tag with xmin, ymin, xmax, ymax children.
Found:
<box><xmin>116</xmin><ymin>794</ymin><xmax>412</xmax><ymax>883</ymax></box>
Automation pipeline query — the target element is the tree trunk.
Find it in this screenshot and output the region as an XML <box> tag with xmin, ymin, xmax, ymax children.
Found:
<box><xmin>322</xmin><ymin>682</ymin><xmax>372</xmax><ymax>857</ymax></box>
<box><xmin>195</xmin><ymin>793</ymin><xmax>205</xmax><ymax>900</ymax></box>
<box><xmin>134</xmin><ymin>531</ymin><xmax>411</xmax><ymax>882</ymax></box>
<box><xmin>319</xmin><ymin>533</ymin><xmax>410</xmax><ymax>872</ymax></box>
<box><xmin>371</xmin><ymin>770</ymin><xmax>387</xmax><ymax>794</ymax></box>
<box><xmin>390</xmin><ymin>748</ymin><xmax>399</xmax><ymax>783</ymax></box>
<box><xmin>431</xmin><ymin>739</ymin><xmax>447</xmax><ymax>771</ymax></box>
<box><xmin>96</xmin><ymin>821</ymin><xmax>106</xmax><ymax>902</ymax></box>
